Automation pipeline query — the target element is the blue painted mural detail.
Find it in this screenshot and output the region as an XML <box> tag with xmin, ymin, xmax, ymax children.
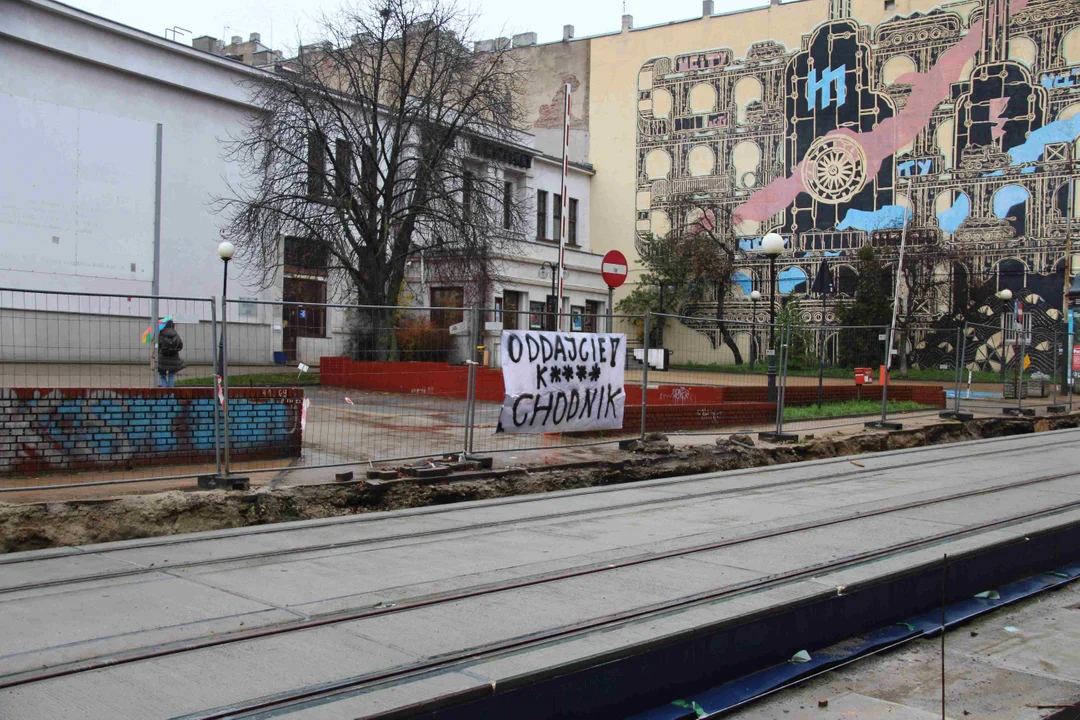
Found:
<box><xmin>806</xmin><ymin>65</ymin><xmax>847</xmax><ymax>111</ymax></box>
<box><xmin>993</xmin><ymin>185</ymin><xmax>1030</xmax><ymax>218</ymax></box>
<box><xmin>837</xmin><ymin>205</ymin><xmax>908</xmax><ymax>232</ymax></box>
<box><xmin>937</xmin><ymin>194</ymin><xmax>971</xmax><ymax>234</ymax></box>
<box><xmin>732</xmin><ymin>271</ymin><xmax>753</xmax><ymax>295</ymax></box>
<box><xmin>1007</xmin><ymin>115</ymin><xmax>1080</xmax><ymax>165</ymax></box>
<box><xmin>779</xmin><ymin>266</ymin><xmax>809</xmax><ymax>294</ymax></box>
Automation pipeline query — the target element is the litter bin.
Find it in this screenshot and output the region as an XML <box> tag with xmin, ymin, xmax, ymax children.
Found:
<box><xmin>273</xmin><ymin>351</ymin><xmax>287</xmax><ymax>365</ymax></box>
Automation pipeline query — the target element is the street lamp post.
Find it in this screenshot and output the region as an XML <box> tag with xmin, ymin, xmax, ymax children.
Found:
<box><xmin>199</xmin><ymin>241</ymin><xmax>248</xmax><ymax>490</ymax></box>
<box><xmin>995</xmin><ymin>288</ymin><xmax>1027</xmax><ymax>414</ymax></box>
<box><xmin>749</xmin><ymin>289</ymin><xmax>761</xmax><ymax>371</ymax></box>
<box><xmin>760</xmin><ymin>233</ymin><xmax>785</xmax><ymax>402</ymax></box>
<box><xmin>539</xmin><ymin>262</ymin><xmax>558</xmax><ymax>331</ymax></box>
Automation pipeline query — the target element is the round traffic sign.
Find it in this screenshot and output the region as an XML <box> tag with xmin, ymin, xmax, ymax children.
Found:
<box><xmin>601</xmin><ymin>250</ymin><xmax>628</xmax><ymax>288</ymax></box>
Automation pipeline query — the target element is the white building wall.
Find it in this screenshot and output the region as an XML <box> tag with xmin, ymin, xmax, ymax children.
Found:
<box><xmin>0</xmin><ymin>0</ymin><xmax>282</xmax><ymax>364</ymax></box>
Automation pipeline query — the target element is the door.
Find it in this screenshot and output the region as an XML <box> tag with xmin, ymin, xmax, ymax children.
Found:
<box><xmin>283</xmin><ymin>277</ymin><xmax>327</xmax><ymax>363</ymax></box>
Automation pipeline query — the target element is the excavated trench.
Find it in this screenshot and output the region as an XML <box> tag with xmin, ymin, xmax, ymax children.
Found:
<box><xmin>2</xmin><ymin>415</ymin><xmax>1078</xmax><ymax>553</ymax></box>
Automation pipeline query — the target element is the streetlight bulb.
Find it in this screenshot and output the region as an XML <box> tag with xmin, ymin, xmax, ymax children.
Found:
<box><xmin>538</xmin><ymin>265</ymin><xmax>549</xmax><ymax>280</ymax></box>
<box><xmin>760</xmin><ymin>233</ymin><xmax>785</xmax><ymax>258</ymax></box>
<box><xmin>750</xmin><ymin>290</ymin><xmax>762</xmax><ymax>301</ymax></box>
<box><xmin>996</xmin><ymin>288</ymin><xmax>1013</xmax><ymax>302</ymax></box>
<box><xmin>218</xmin><ymin>241</ymin><xmax>235</xmax><ymax>260</ymax></box>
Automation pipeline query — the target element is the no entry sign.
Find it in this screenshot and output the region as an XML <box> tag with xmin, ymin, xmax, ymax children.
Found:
<box><xmin>601</xmin><ymin>250</ymin><xmax>628</xmax><ymax>289</ymax></box>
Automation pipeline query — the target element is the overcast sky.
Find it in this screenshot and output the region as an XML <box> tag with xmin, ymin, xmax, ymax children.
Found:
<box><xmin>71</xmin><ymin>0</ymin><xmax>768</xmax><ymax>51</ymax></box>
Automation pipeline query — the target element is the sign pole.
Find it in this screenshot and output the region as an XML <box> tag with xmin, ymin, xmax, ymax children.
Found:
<box><xmin>556</xmin><ymin>83</ymin><xmax>571</xmax><ymax>331</ymax></box>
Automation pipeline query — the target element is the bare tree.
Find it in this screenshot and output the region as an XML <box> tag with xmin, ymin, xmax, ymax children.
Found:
<box><xmin>218</xmin><ymin>0</ymin><xmax>526</xmax><ymax>356</ymax></box>
<box><xmin>618</xmin><ymin>194</ymin><xmax>745</xmax><ymax>362</ymax></box>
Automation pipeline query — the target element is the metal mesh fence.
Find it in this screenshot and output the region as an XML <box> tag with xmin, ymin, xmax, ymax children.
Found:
<box><xmin>0</xmin><ymin>288</ymin><xmax>221</xmax><ymax>492</ymax></box>
<box><xmin>2</xmin><ymin>289</ymin><xmax>1065</xmax><ymax>496</ymax></box>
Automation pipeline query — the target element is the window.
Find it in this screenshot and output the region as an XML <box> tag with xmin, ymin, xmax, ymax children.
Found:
<box><xmin>493</xmin><ymin>296</ymin><xmax>503</xmax><ymax>322</ymax></box>
<box><xmin>554</xmin><ymin>194</ymin><xmax>565</xmax><ymax>242</ymax></box>
<box><xmin>430</xmin><ymin>287</ymin><xmax>464</xmax><ymax>329</ymax></box>
<box><xmin>585</xmin><ymin>300</ymin><xmax>602</xmax><ymax>333</ymax></box>
<box><xmin>503</xmin><ymin>291</ymin><xmax>521</xmax><ymax>330</ymax></box>
<box><xmin>463</xmin><ymin>172</ymin><xmax>475</xmax><ymax>220</ymax></box>
<box><xmin>568</xmin><ymin>198</ymin><xmax>579</xmax><ymax>246</ymax></box>
<box><xmin>503</xmin><ymin>181</ymin><xmax>513</xmax><ymax>230</ymax></box>
<box><xmin>536</xmin><ymin>190</ymin><xmax>548</xmax><ymax>239</ymax></box>
<box><xmin>884</xmin><ymin>0</ymin><xmax>895</xmax><ymax>9</ymax></box>
<box><xmin>571</xmin><ymin>305</ymin><xmax>585</xmax><ymax>332</ymax></box>
<box><xmin>284</xmin><ymin>237</ymin><xmax>329</xmax><ymax>274</ymax></box>
<box><xmin>529</xmin><ymin>301</ymin><xmax>546</xmax><ymax>330</ymax></box>
<box><xmin>334</xmin><ymin>138</ymin><xmax>352</xmax><ymax>197</ymax></box>
<box><xmin>307</xmin><ymin>130</ymin><xmax>326</xmax><ymax>198</ymax></box>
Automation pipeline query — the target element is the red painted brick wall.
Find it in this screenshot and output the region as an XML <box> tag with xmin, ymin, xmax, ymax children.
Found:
<box><xmin>320</xmin><ymin>358</ymin><xmax>945</xmax><ymax>435</ymax></box>
<box><xmin>0</xmin><ymin>387</ymin><xmax>303</xmax><ymax>476</ymax></box>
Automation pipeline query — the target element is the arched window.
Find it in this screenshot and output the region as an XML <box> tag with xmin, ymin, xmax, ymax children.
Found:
<box><xmin>881</xmin><ymin>55</ymin><xmax>916</xmax><ymax>85</ymax></box>
<box><xmin>995</xmin><ymin>258</ymin><xmax>1026</xmax><ymax>294</ymax></box>
<box><xmin>1008</xmin><ymin>36</ymin><xmax>1037</xmax><ymax>67</ymax></box>
<box><xmin>733</xmin><ymin>76</ymin><xmax>762</xmax><ymax>125</ymax></box>
<box><xmin>1063</xmin><ymin>26</ymin><xmax>1080</xmax><ymax>65</ymax></box>
<box><xmin>652</xmin><ymin>88</ymin><xmax>672</xmax><ymax>119</ymax></box>
<box><xmin>731</xmin><ymin>270</ymin><xmax>753</xmax><ymax>296</ymax></box>
<box><xmin>650</xmin><ymin>209</ymin><xmax>671</xmax><ymax>238</ymax></box>
<box><xmin>836</xmin><ymin>265</ymin><xmax>858</xmax><ymax>296</ymax></box>
<box><xmin>732</xmin><ymin>140</ymin><xmax>761</xmax><ymax>187</ymax></box>
<box><xmin>936</xmin><ymin>190</ymin><xmax>970</xmax><ymax>234</ymax></box>
<box><xmin>688</xmin><ymin>83</ymin><xmax>717</xmax><ymax>114</ymax></box>
<box><xmin>993</xmin><ymin>185</ymin><xmax>1030</xmax><ymax>236</ymax></box>
<box><xmin>687</xmin><ymin>145</ymin><xmax>715</xmax><ymax>177</ymax></box>
<box><xmin>936</xmin><ymin>119</ymin><xmax>955</xmax><ymax>169</ymax></box>
<box><xmin>778</xmin><ymin>266</ymin><xmax>808</xmax><ymax>295</ymax></box>
<box><xmin>645</xmin><ymin>148</ymin><xmax>672</xmax><ymax>180</ymax></box>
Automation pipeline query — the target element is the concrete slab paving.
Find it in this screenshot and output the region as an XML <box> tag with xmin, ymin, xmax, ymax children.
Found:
<box><xmin>1</xmin><ymin>429</ymin><xmax>1079</xmax><ymax>718</ymax></box>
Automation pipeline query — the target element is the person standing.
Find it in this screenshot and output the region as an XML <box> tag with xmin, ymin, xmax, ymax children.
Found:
<box><xmin>156</xmin><ymin>320</ymin><xmax>184</xmax><ymax>387</ymax></box>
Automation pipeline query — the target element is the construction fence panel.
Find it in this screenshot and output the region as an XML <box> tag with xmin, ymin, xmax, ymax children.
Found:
<box><xmin>224</xmin><ymin>299</ymin><xmax>477</xmax><ymax>474</ymax></box>
<box><xmin>0</xmin><ymin>288</ymin><xmax>221</xmax><ymax>492</ymax></box>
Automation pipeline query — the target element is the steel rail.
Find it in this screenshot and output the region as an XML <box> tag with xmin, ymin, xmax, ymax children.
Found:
<box><xmin>185</xmin><ymin>499</ymin><xmax>1080</xmax><ymax>720</ymax></box>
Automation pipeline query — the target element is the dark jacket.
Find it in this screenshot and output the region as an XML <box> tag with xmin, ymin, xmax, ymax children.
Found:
<box><xmin>157</xmin><ymin>322</ymin><xmax>185</xmax><ymax>373</ymax></box>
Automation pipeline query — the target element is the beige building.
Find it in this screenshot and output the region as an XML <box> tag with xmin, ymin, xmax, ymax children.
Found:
<box><xmin>501</xmin><ymin>0</ymin><xmax>1080</xmax><ymax>374</ymax></box>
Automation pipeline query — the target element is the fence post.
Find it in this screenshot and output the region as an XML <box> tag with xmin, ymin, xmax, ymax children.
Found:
<box><xmin>952</xmin><ymin>325</ymin><xmax>967</xmax><ymax>418</ymax></box>
<box><xmin>464</xmin><ymin>306</ymin><xmax>481</xmax><ymax>455</ymax></box>
<box><xmin>220</xmin><ymin>298</ymin><xmax>232</xmax><ymax>475</ymax></box>
<box><xmin>1017</xmin><ymin>321</ymin><xmax>1027</xmax><ymax>415</ymax></box>
<box><xmin>775</xmin><ymin>322</ymin><xmax>789</xmax><ymax>437</ymax></box>
<box><xmin>641</xmin><ymin>312</ymin><xmax>650</xmax><ymax>441</ymax></box>
<box><xmin>211</xmin><ymin>297</ymin><xmax>221</xmax><ymax>476</ymax></box>
<box><xmin>1051</xmin><ymin>325</ymin><xmax>1061</xmax><ymax>411</ymax></box>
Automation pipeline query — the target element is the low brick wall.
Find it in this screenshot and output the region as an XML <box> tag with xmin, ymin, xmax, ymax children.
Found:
<box><xmin>0</xmin><ymin>387</ymin><xmax>303</xmax><ymax>476</ymax></box>
<box><xmin>320</xmin><ymin>358</ymin><xmax>945</xmax><ymax>435</ymax></box>
<box><xmin>321</xmin><ymin>357</ymin><xmax>505</xmax><ymax>402</ymax></box>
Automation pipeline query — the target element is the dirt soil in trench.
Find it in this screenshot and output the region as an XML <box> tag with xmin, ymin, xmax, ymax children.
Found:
<box><xmin>3</xmin><ymin>415</ymin><xmax>1078</xmax><ymax>553</ymax></box>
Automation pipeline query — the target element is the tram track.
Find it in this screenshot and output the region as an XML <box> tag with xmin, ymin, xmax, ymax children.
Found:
<box><xmin>2</xmin><ymin>464</ymin><xmax>1078</xmax><ymax>695</ymax></box>
<box><xmin>183</xmin><ymin>497</ymin><xmax>1080</xmax><ymax>719</ymax></box>
<box><xmin>2</xmin><ymin>433</ymin><xmax>1074</xmax><ymax>596</ymax></box>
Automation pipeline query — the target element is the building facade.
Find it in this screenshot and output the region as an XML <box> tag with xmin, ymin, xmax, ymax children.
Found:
<box><xmin>509</xmin><ymin>0</ymin><xmax>1080</xmax><ymax>371</ymax></box>
<box><xmin>0</xmin><ymin>0</ymin><xmax>609</xmax><ymax>371</ymax></box>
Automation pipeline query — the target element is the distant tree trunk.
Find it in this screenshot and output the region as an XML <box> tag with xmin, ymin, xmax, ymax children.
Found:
<box><xmin>715</xmin><ymin>280</ymin><xmax>744</xmax><ymax>365</ymax></box>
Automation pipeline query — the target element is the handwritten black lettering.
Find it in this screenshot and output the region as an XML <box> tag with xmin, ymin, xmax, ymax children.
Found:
<box><xmin>531</xmin><ymin>393</ymin><xmax>554</xmax><ymax>426</ymax></box>
<box><xmin>566</xmin><ymin>337</ymin><xmax>578</xmax><ymax>361</ymax></box>
<box><xmin>507</xmin><ymin>334</ymin><xmax>523</xmax><ymax>363</ymax></box>
<box><xmin>567</xmin><ymin>389</ymin><xmax>581</xmax><ymax>420</ymax></box>
<box><xmin>552</xmin><ymin>391</ymin><xmax>568</xmax><ymax>424</ymax></box>
<box><xmin>554</xmin><ymin>335</ymin><xmax>566</xmax><ymax>362</ymax></box>
<box><xmin>536</xmin><ymin>365</ymin><xmax>548</xmax><ymax>389</ymax></box>
<box><xmin>609</xmin><ymin>337</ymin><xmax>622</xmax><ymax>367</ymax></box>
<box><xmin>512</xmin><ymin>394</ymin><xmax>532</xmax><ymax>426</ymax></box>
<box><xmin>540</xmin><ymin>335</ymin><xmax>554</xmax><ymax>363</ymax></box>
<box><xmin>605</xmin><ymin>385</ymin><xmax>622</xmax><ymax>418</ymax></box>
<box><xmin>526</xmin><ymin>334</ymin><xmax>540</xmax><ymax>363</ymax></box>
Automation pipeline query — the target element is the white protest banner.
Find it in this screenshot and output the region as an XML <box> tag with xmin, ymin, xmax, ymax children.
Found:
<box><xmin>498</xmin><ymin>330</ymin><xmax>626</xmax><ymax>433</ymax></box>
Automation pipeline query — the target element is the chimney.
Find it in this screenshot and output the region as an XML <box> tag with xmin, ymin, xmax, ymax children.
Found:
<box><xmin>495</xmin><ymin>36</ymin><xmax>511</xmax><ymax>50</ymax></box>
<box><xmin>512</xmin><ymin>32</ymin><xmax>537</xmax><ymax>47</ymax></box>
<box><xmin>230</xmin><ymin>35</ymin><xmax>242</xmax><ymax>45</ymax></box>
<box><xmin>192</xmin><ymin>35</ymin><xmax>223</xmax><ymax>54</ymax></box>
<box><xmin>621</xmin><ymin>14</ymin><xmax>633</xmax><ymax>32</ymax></box>
<box><xmin>770</xmin><ymin>0</ymin><xmax>780</xmax><ymax>5</ymax></box>
<box><xmin>249</xmin><ymin>32</ymin><xmax>261</xmax><ymax>43</ymax></box>
<box><xmin>703</xmin><ymin>0</ymin><xmax>714</xmax><ymax>16</ymax></box>
<box><xmin>474</xmin><ymin>39</ymin><xmax>496</xmax><ymax>53</ymax></box>
<box><xmin>563</xmin><ymin>24</ymin><xmax>575</xmax><ymax>41</ymax></box>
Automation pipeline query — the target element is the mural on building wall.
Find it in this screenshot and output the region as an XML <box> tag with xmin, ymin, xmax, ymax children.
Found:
<box><xmin>636</xmin><ymin>0</ymin><xmax>1080</xmax><ymax>372</ymax></box>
